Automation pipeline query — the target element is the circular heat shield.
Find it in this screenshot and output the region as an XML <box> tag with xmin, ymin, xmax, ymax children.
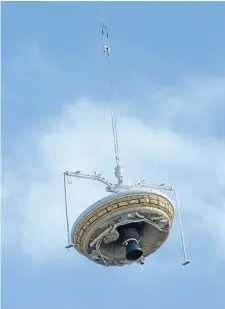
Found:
<box><xmin>71</xmin><ymin>190</ymin><xmax>174</xmax><ymax>266</ymax></box>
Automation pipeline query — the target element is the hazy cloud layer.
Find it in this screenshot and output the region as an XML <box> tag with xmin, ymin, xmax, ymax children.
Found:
<box><xmin>2</xmin><ymin>75</ymin><xmax>225</xmax><ymax>266</ymax></box>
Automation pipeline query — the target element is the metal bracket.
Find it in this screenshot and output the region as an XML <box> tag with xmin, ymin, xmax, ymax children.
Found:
<box><xmin>65</xmin><ymin>170</ymin><xmax>111</xmax><ymax>186</ymax></box>
<box><xmin>134</xmin><ymin>180</ymin><xmax>173</xmax><ymax>191</ymax></box>
<box><xmin>65</xmin><ymin>244</ymin><xmax>75</xmax><ymax>249</ymax></box>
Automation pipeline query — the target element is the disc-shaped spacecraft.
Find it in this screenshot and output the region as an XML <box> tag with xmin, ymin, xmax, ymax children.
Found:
<box><xmin>70</xmin><ymin>188</ymin><xmax>174</xmax><ymax>266</ymax></box>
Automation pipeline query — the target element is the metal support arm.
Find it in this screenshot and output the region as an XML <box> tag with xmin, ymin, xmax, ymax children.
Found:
<box><xmin>64</xmin><ymin>170</ymin><xmax>112</xmax><ymax>186</ymax></box>
<box><xmin>134</xmin><ymin>180</ymin><xmax>173</xmax><ymax>191</ymax></box>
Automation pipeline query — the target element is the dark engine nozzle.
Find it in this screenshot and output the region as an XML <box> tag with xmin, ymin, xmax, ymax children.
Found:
<box><xmin>126</xmin><ymin>240</ymin><xmax>143</xmax><ymax>261</ymax></box>
<box><xmin>119</xmin><ymin>226</ymin><xmax>143</xmax><ymax>261</ymax></box>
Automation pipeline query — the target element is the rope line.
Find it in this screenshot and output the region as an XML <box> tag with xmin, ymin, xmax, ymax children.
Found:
<box><xmin>63</xmin><ymin>172</ymin><xmax>70</xmax><ymax>245</ymax></box>
<box><xmin>101</xmin><ymin>3</ymin><xmax>120</xmax><ymax>166</ymax></box>
<box><xmin>173</xmin><ymin>189</ymin><xmax>188</xmax><ymax>263</ymax></box>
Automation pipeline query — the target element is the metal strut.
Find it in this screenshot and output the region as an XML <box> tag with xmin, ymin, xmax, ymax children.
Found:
<box><xmin>173</xmin><ymin>189</ymin><xmax>191</xmax><ymax>266</ymax></box>
<box><xmin>63</xmin><ymin>172</ymin><xmax>73</xmax><ymax>249</ymax></box>
<box><xmin>101</xmin><ymin>3</ymin><xmax>123</xmax><ymax>185</ymax></box>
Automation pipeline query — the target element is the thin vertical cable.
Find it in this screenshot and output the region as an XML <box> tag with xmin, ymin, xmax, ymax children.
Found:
<box><xmin>100</xmin><ymin>2</ymin><xmax>120</xmax><ymax>166</ymax></box>
<box><xmin>63</xmin><ymin>172</ymin><xmax>70</xmax><ymax>245</ymax></box>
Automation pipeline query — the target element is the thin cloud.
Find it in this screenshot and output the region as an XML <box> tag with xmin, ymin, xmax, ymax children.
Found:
<box><xmin>2</xmin><ymin>75</ymin><xmax>225</xmax><ymax>265</ymax></box>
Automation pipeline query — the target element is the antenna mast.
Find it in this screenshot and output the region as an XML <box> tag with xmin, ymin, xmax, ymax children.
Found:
<box><xmin>101</xmin><ymin>3</ymin><xmax>123</xmax><ymax>184</ymax></box>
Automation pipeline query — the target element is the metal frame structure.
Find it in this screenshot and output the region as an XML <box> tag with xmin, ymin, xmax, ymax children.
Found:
<box><xmin>63</xmin><ymin>167</ymin><xmax>191</xmax><ymax>266</ymax></box>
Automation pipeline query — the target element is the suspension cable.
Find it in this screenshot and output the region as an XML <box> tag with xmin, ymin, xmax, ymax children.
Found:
<box><xmin>100</xmin><ymin>3</ymin><xmax>120</xmax><ymax>167</ymax></box>
<box><xmin>63</xmin><ymin>172</ymin><xmax>71</xmax><ymax>246</ymax></box>
<box><xmin>173</xmin><ymin>189</ymin><xmax>190</xmax><ymax>265</ymax></box>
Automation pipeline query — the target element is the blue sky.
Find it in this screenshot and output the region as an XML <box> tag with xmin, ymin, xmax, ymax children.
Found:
<box><xmin>2</xmin><ymin>1</ymin><xmax>225</xmax><ymax>309</ymax></box>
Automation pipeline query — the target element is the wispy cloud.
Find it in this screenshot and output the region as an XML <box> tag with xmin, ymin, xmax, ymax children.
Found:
<box><xmin>2</xmin><ymin>75</ymin><xmax>225</xmax><ymax>268</ymax></box>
